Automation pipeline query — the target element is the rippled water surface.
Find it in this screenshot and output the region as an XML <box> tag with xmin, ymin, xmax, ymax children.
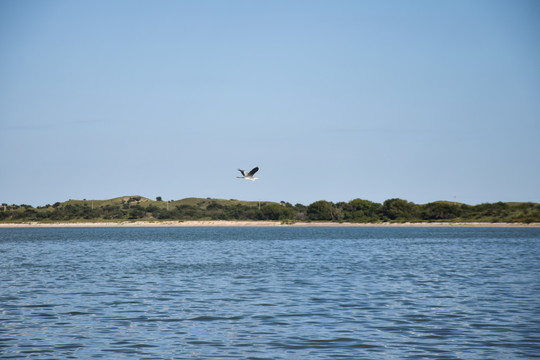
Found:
<box><xmin>1</xmin><ymin>227</ymin><xmax>539</xmax><ymax>359</ymax></box>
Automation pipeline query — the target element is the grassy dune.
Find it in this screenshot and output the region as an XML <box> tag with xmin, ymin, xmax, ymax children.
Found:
<box><xmin>2</xmin><ymin>196</ymin><xmax>539</xmax><ymax>224</ymax></box>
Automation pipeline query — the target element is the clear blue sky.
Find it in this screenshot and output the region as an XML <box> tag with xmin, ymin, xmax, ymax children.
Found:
<box><xmin>1</xmin><ymin>0</ymin><xmax>539</xmax><ymax>206</ymax></box>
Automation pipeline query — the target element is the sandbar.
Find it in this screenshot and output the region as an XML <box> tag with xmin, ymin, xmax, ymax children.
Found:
<box><xmin>0</xmin><ymin>221</ymin><xmax>538</xmax><ymax>228</ymax></box>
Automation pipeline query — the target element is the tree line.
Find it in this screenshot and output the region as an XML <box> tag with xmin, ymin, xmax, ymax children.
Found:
<box><xmin>1</xmin><ymin>198</ymin><xmax>539</xmax><ymax>223</ymax></box>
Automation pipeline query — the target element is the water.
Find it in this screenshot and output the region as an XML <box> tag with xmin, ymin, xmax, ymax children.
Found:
<box><xmin>1</xmin><ymin>227</ymin><xmax>539</xmax><ymax>359</ymax></box>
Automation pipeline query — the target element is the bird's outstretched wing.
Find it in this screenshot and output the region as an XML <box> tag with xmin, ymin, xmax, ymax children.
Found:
<box><xmin>248</xmin><ymin>167</ymin><xmax>259</xmax><ymax>176</ymax></box>
<box><xmin>238</xmin><ymin>169</ymin><xmax>247</xmax><ymax>177</ymax></box>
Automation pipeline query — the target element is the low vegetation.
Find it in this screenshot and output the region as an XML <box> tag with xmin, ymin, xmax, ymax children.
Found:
<box><xmin>1</xmin><ymin>196</ymin><xmax>539</xmax><ymax>223</ymax></box>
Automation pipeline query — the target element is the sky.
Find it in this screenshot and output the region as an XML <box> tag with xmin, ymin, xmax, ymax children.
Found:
<box><xmin>1</xmin><ymin>0</ymin><xmax>539</xmax><ymax>207</ymax></box>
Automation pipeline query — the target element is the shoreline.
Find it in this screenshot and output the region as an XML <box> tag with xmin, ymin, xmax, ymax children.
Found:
<box><xmin>0</xmin><ymin>221</ymin><xmax>539</xmax><ymax>228</ymax></box>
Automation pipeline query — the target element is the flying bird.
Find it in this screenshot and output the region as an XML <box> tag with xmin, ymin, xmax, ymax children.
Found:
<box><xmin>237</xmin><ymin>167</ymin><xmax>259</xmax><ymax>181</ymax></box>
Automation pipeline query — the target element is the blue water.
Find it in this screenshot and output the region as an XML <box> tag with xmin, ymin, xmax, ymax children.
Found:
<box><xmin>1</xmin><ymin>227</ymin><xmax>539</xmax><ymax>359</ymax></box>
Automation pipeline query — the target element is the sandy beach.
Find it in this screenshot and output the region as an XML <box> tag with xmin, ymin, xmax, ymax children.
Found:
<box><xmin>0</xmin><ymin>221</ymin><xmax>539</xmax><ymax>228</ymax></box>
